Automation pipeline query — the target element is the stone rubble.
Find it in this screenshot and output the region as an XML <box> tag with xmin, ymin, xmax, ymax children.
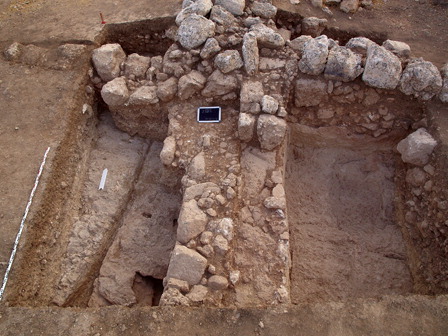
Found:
<box><xmin>397</xmin><ymin>128</ymin><xmax>437</xmax><ymax>166</ymax></box>
<box><xmin>79</xmin><ymin>0</ymin><xmax>448</xmax><ymax>308</ymax></box>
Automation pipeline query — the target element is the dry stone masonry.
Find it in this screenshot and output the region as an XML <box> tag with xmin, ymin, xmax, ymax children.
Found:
<box><xmin>6</xmin><ymin>0</ymin><xmax>446</xmax><ymax>308</ymax></box>
<box><xmin>82</xmin><ymin>0</ymin><xmax>447</xmax><ymax>307</ymax></box>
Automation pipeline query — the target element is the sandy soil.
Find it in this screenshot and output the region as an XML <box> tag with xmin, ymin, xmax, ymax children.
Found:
<box><xmin>286</xmin><ymin>138</ymin><xmax>413</xmax><ymax>304</ymax></box>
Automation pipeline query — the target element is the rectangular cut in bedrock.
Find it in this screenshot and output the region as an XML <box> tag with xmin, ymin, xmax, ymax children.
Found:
<box><xmin>285</xmin><ymin>124</ymin><xmax>413</xmax><ymax>304</ymax></box>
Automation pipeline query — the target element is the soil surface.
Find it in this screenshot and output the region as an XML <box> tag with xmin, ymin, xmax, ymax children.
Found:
<box><xmin>286</xmin><ymin>134</ymin><xmax>413</xmax><ymax>304</ymax></box>
<box><xmin>275</xmin><ymin>0</ymin><xmax>448</xmax><ymax>67</ymax></box>
<box><xmin>1</xmin><ymin>295</ymin><xmax>448</xmax><ymax>335</ymax></box>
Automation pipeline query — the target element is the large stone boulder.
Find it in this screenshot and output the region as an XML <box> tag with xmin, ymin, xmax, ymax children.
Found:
<box><xmin>240</xmin><ymin>80</ymin><xmax>264</xmax><ymax>113</ymax></box>
<box><xmin>215</xmin><ymin>0</ymin><xmax>245</xmax><ymax>15</ymax></box>
<box><xmin>397</xmin><ymin>128</ymin><xmax>437</xmax><ymax>166</ymax></box>
<box><xmin>123</xmin><ymin>53</ymin><xmax>151</xmax><ymax>79</ymax></box>
<box><xmin>382</xmin><ymin>40</ymin><xmax>411</xmax><ymax>62</ymax></box>
<box><xmin>288</xmin><ymin>35</ymin><xmax>313</xmax><ymax>56</ymax></box>
<box><xmin>128</xmin><ymin>86</ymin><xmax>159</xmax><ymax>105</ymax></box>
<box><xmin>166</xmin><ymin>245</ymin><xmax>207</xmax><ymax>286</ymax></box>
<box><xmin>177</xmin><ymin>199</ymin><xmax>208</xmax><ymax>244</ymax></box>
<box><xmin>210</xmin><ymin>5</ymin><xmax>238</xmax><ymax>26</ymax></box>
<box><xmin>340</xmin><ymin>0</ymin><xmax>359</xmax><ymax>13</ymax></box>
<box><xmin>250</xmin><ymin>1</ymin><xmax>277</xmax><ymax>18</ymax></box>
<box><xmin>399</xmin><ymin>58</ymin><xmax>442</xmax><ymax>100</ymax></box>
<box><xmin>178</xmin><ymin>14</ymin><xmax>215</xmax><ymax>50</ymax></box>
<box><xmin>92</xmin><ymin>43</ymin><xmax>126</xmax><ymax>82</ymax></box>
<box><xmin>4</xmin><ymin>42</ymin><xmax>23</xmax><ymax>61</ymax></box>
<box><xmin>188</xmin><ymin>151</ymin><xmax>206</xmax><ymax>180</ymax></box>
<box><xmin>176</xmin><ymin>0</ymin><xmax>213</xmax><ymax>25</ymax></box>
<box><xmin>200</xmin><ymin>38</ymin><xmax>221</xmax><ymax>59</ymax></box>
<box><xmin>160</xmin><ymin>136</ymin><xmax>176</xmax><ymax>166</ymax></box>
<box><xmin>345</xmin><ymin>37</ymin><xmax>375</xmax><ymax>57</ymax></box>
<box><xmin>294</xmin><ymin>78</ymin><xmax>328</xmax><ymax>107</ymax></box>
<box><xmin>261</xmin><ymin>95</ymin><xmax>279</xmax><ymax>114</ymax></box>
<box><xmin>362</xmin><ymin>44</ymin><xmax>402</xmax><ymax>89</ymax></box>
<box><xmin>298</xmin><ymin>35</ymin><xmax>329</xmax><ymax>75</ymax></box>
<box><xmin>301</xmin><ymin>17</ymin><xmax>327</xmax><ymax>37</ymax></box>
<box><xmin>101</xmin><ymin>77</ymin><xmax>129</xmax><ymax>106</ymax></box>
<box><xmin>214</xmin><ymin>50</ymin><xmax>243</xmax><ymax>73</ymax></box>
<box><xmin>157</xmin><ymin>77</ymin><xmax>178</xmax><ymax>102</ymax></box>
<box><xmin>251</xmin><ymin>23</ymin><xmax>285</xmax><ymax>49</ymax></box>
<box><xmin>178</xmin><ymin>70</ymin><xmax>207</xmax><ymax>100</ymax></box>
<box><xmin>242</xmin><ymin>32</ymin><xmax>259</xmax><ymax>76</ymax></box>
<box><xmin>257</xmin><ymin>115</ymin><xmax>287</xmax><ymax>150</ymax></box>
<box><xmin>238</xmin><ymin>113</ymin><xmax>256</xmax><ymax>142</ymax></box>
<box><xmin>440</xmin><ymin>63</ymin><xmax>448</xmax><ymax>103</ymax></box>
<box><xmin>201</xmin><ymin>70</ymin><xmax>238</xmax><ymax>97</ymax></box>
<box><xmin>324</xmin><ymin>46</ymin><xmax>363</xmax><ymax>82</ymax></box>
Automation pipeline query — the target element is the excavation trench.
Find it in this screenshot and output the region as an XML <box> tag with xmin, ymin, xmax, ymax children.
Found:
<box><xmin>285</xmin><ymin>125</ymin><xmax>413</xmax><ymax>304</ymax></box>
<box><xmin>5</xmin><ymin>11</ymin><xmax>447</xmax><ymax>310</ymax></box>
<box><xmin>55</xmin><ymin>108</ymin><xmax>182</xmax><ymax>308</ymax></box>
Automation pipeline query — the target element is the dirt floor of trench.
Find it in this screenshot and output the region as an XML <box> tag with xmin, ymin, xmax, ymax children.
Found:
<box><xmin>286</xmin><ymin>127</ymin><xmax>413</xmax><ymax>304</ymax></box>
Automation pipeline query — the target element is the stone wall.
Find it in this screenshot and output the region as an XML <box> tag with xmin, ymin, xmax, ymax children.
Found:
<box><xmin>5</xmin><ymin>0</ymin><xmax>446</xmax><ymax>307</ymax></box>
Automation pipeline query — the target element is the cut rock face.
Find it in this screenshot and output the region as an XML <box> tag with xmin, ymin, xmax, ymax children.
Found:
<box><xmin>362</xmin><ymin>44</ymin><xmax>402</xmax><ymax>89</ymax></box>
<box><xmin>399</xmin><ymin>58</ymin><xmax>443</xmax><ymax>101</ymax></box>
<box><xmin>397</xmin><ymin>128</ymin><xmax>437</xmax><ymax>166</ymax></box>
<box><xmin>178</xmin><ymin>14</ymin><xmax>216</xmax><ymax>50</ymax></box>
<box><xmin>92</xmin><ymin>43</ymin><xmax>126</xmax><ymax>82</ymax></box>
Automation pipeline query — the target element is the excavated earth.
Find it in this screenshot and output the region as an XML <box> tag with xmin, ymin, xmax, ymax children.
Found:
<box><xmin>1</xmin><ymin>0</ymin><xmax>448</xmax><ymax>335</ymax></box>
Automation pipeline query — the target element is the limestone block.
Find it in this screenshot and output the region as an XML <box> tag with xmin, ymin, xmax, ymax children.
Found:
<box><xmin>166</xmin><ymin>245</ymin><xmax>207</xmax><ymax>285</ymax></box>
<box><xmin>399</xmin><ymin>58</ymin><xmax>442</xmax><ymax>100</ymax></box>
<box><xmin>177</xmin><ymin>199</ymin><xmax>208</xmax><ymax>244</ymax></box>
<box><xmin>397</xmin><ymin>128</ymin><xmax>437</xmax><ymax>166</ymax></box>
<box><xmin>257</xmin><ymin>114</ymin><xmax>287</xmax><ymax>151</ymax></box>
<box><xmin>362</xmin><ymin>44</ymin><xmax>402</xmax><ymax>89</ymax></box>
<box><xmin>101</xmin><ymin>77</ymin><xmax>129</xmax><ymax>106</ymax></box>
<box><xmin>92</xmin><ymin>43</ymin><xmax>126</xmax><ymax>82</ymax></box>
<box><xmin>178</xmin><ymin>14</ymin><xmax>215</xmax><ymax>50</ymax></box>
<box><xmin>299</xmin><ymin>35</ymin><xmax>329</xmax><ymax>75</ymax></box>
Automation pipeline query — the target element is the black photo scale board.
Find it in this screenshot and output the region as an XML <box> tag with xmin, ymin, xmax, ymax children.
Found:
<box><xmin>197</xmin><ymin>106</ymin><xmax>221</xmax><ymax>123</ymax></box>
